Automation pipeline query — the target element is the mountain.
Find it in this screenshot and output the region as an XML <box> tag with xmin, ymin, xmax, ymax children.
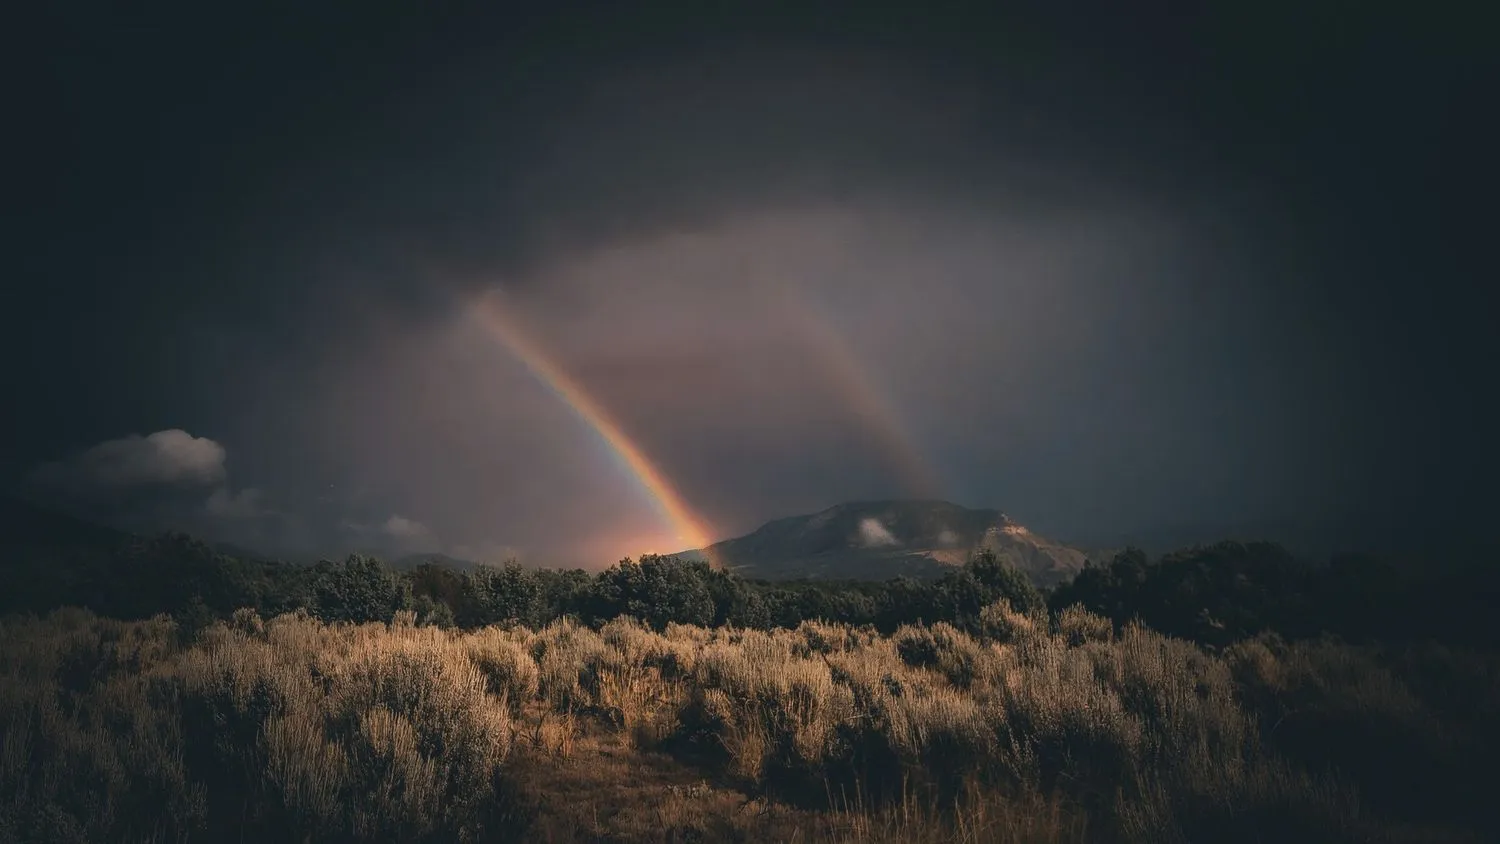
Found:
<box><xmin>1071</xmin><ymin>515</ymin><xmax>1495</xmax><ymax>564</ymax></box>
<box><xmin>676</xmin><ymin>500</ymin><xmax>1091</xmax><ymax>586</ymax></box>
<box><xmin>0</xmin><ymin>493</ymin><xmax>132</xmax><ymax>546</ymax></box>
<box><xmin>0</xmin><ymin>495</ymin><xmax>309</xmax><ymax>620</ymax></box>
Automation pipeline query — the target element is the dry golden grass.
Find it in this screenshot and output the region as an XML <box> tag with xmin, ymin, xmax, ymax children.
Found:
<box><xmin>2</xmin><ymin>602</ymin><xmax>1494</xmax><ymax>842</ymax></box>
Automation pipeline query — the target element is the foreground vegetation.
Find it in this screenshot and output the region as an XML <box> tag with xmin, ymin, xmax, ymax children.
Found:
<box><xmin>5</xmin><ymin>512</ymin><xmax>1498</xmax><ymax>841</ymax></box>
<box><xmin>3</xmin><ymin>596</ymin><xmax>1497</xmax><ymax>842</ymax></box>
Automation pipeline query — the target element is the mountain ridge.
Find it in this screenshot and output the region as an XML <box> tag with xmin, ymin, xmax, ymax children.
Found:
<box><xmin>674</xmin><ymin>499</ymin><xmax>1091</xmax><ymax>586</ymax></box>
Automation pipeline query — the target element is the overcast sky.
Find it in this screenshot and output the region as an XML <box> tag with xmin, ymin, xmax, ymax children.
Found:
<box><xmin>4</xmin><ymin>3</ymin><xmax>1492</xmax><ymax>565</ymax></box>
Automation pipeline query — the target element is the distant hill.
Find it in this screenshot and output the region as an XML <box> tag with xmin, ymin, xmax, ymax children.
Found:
<box><xmin>676</xmin><ymin>500</ymin><xmax>1092</xmax><ymax>586</ymax></box>
<box><xmin>390</xmin><ymin>552</ymin><xmax>486</xmax><ymax>571</ymax></box>
<box><xmin>0</xmin><ymin>495</ymin><xmax>315</xmax><ymax>620</ymax></box>
<box><xmin>1072</xmin><ymin>516</ymin><xmax>1496</xmax><ymax>565</ymax></box>
<box><xmin>0</xmin><ymin>493</ymin><xmax>131</xmax><ymax>548</ymax></box>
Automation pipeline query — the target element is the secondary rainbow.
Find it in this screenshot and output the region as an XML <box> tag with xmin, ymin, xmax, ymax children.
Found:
<box><xmin>467</xmin><ymin>291</ymin><xmax>719</xmax><ymax>564</ymax></box>
<box><xmin>772</xmin><ymin>287</ymin><xmax>947</xmax><ymax>500</ymax></box>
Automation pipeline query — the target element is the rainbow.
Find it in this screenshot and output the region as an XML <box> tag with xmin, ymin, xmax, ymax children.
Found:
<box><xmin>772</xmin><ymin>288</ymin><xmax>947</xmax><ymax>500</ymax></box>
<box><xmin>466</xmin><ymin>291</ymin><xmax>720</xmax><ymax>565</ymax></box>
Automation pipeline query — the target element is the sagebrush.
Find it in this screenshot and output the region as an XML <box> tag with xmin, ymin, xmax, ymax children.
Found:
<box><xmin>2</xmin><ymin>602</ymin><xmax>1494</xmax><ymax>842</ymax></box>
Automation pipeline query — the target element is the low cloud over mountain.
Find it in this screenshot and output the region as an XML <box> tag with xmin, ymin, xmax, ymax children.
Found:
<box><xmin>680</xmin><ymin>500</ymin><xmax>1090</xmax><ymax>586</ymax></box>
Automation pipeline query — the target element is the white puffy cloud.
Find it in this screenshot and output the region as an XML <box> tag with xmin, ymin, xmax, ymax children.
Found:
<box><xmin>341</xmin><ymin>514</ymin><xmax>432</xmax><ymax>538</ymax></box>
<box><xmin>29</xmin><ymin>429</ymin><xmax>227</xmax><ymax>492</ymax></box>
<box><xmin>336</xmin><ymin>514</ymin><xmax>440</xmax><ymax>558</ymax></box>
<box><xmin>24</xmin><ymin>429</ymin><xmax>286</xmax><ymax>549</ymax></box>
<box><xmin>858</xmin><ymin>517</ymin><xmax>899</xmax><ymax>547</ymax></box>
<box><xmin>382</xmin><ymin>514</ymin><xmax>430</xmax><ymax>538</ymax></box>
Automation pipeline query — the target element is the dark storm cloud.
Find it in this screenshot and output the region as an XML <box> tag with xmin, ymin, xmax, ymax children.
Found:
<box><xmin>287</xmin><ymin>196</ymin><xmax>1308</xmax><ymax>562</ymax></box>
<box><xmin>7</xmin><ymin>4</ymin><xmax>1493</xmax><ymax>562</ymax></box>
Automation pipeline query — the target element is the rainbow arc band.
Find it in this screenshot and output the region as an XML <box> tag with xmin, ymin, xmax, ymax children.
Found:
<box><xmin>468</xmin><ymin>292</ymin><xmax>720</xmax><ymax>566</ymax></box>
<box><xmin>771</xmin><ymin>287</ymin><xmax>946</xmax><ymax>501</ymax></box>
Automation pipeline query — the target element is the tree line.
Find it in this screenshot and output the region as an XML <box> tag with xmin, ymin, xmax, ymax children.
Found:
<box><xmin>4</xmin><ymin>527</ymin><xmax>1497</xmax><ymax>649</ymax></box>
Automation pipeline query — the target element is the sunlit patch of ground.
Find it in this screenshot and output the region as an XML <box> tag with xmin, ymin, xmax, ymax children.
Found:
<box><xmin>507</xmin><ymin>707</ymin><xmax>1090</xmax><ymax>843</ymax></box>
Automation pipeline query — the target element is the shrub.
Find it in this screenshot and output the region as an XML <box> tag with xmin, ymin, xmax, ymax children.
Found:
<box><xmin>4</xmin><ymin>600</ymin><xmax>1491</xmax><ymax>842</ymax></box>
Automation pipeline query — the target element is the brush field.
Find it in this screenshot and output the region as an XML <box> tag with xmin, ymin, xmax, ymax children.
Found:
<box><xmin>2</xmin><ymin>602</ymin><xmax>1496</xmax><ymax>843</ymax></box>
